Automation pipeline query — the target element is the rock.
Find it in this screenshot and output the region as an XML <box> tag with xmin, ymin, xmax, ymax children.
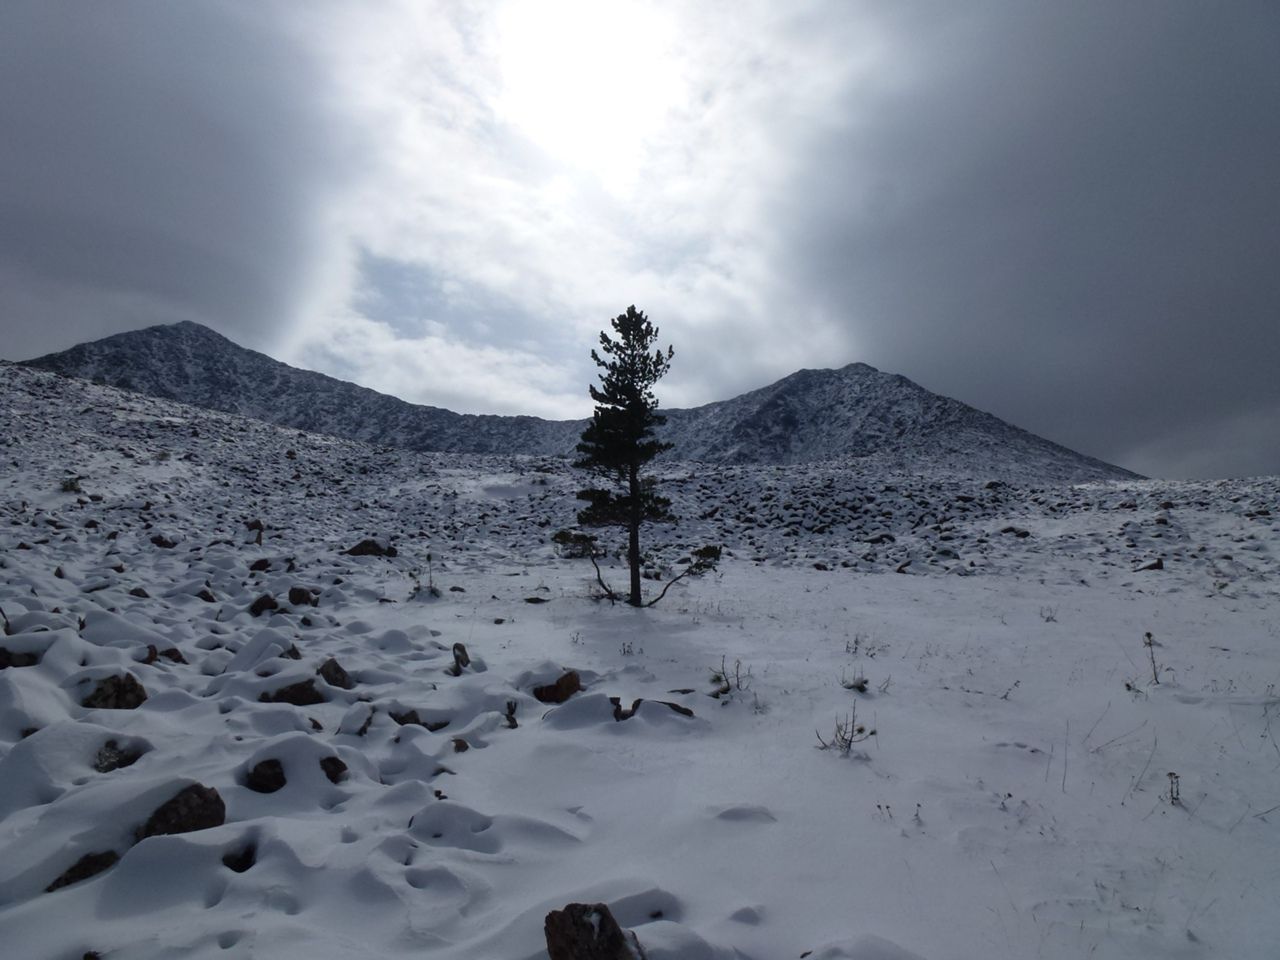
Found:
<box><xmin>259</xmin><ymin>679</ymin><xmax>325</xmax><ymax>706</ymax></box>
<box><xmin>196</xmin><ymin>588</ymin><xmax>217</xmax><ymax>603</ymax></box>
<box><xmin>128</xmin><ymin>586</ymin><xmax>150</xmax><ymax>598</ymax></box>
<box><xmin>344</xmin><ymin>538</ymin><xmax>397</xmax><ymax>558</ymax></box>
<box><xmin>610</xmin><ymin>697</ymin><xmax>694</xmax><ymax>721</ymax></box>
<box><xmin>319</xmin><ymin>756</ymin><xmax>348</xmax><ymax>784</ymax></box>
<box><xmin>81</xmin><ymin>673</ymin><xmax>148</xmax><ymax>710</ymax></box>
<box><xmin>244</xmin><ymin>758</ymin><xmax>287</xmax><ymax>793</ymax></box>
<box><xmin>287</xmin><ymin>585</ymin><xmax>318</xmax><ymax>607</ymax></box>
<box><xmin>45</xmin><ymin>851</ymin><xmax>120</xmax><ymax>892</ymax></box>
<box><xmin>142</xmin><ymin>644</ymin><xmax>187</xmax><ymax>665</ymax></box>
<box><xmin>150</xmin><ymin>534</ymin><xmax>177</xmax><ymax>549</ymax></box>
<box><xmin>249</xmin><ymin>594</ymin><xmax>279</xmax><ymax>617</ymax></box>
<box><xmin>1138</xmin><ymin>557</ymin><xmax>1165</xmax><ymax>571</ymax></box>
<box><xmin>94</xmin><ymin>739</ymin><xmax>143</xmax><ymax>773</ymax></box>
<box><xmin>524</xmin><ymin>596</ymin><xmax>550</xmax><ymax>604</ymax></box>
<box><xmin>317</xmin><ymin>657</ymin><xmax>355</xmax><ymax>689</ymax></box>
<box><xmin>544</xmin><ymin>902</ymin><xmax>647</xmax><ymax>960</ymax></box>
<box><xmin>135</xmin><ymin>784</ymin><xmax>225</xmax><ymax>841</ymax></box>
<box><xmin>389</xmin><ymin>709</ymin><xmax>449</xmax><ymax>732</ymax></box>
<box><xmin>222</xmin><ymin>843</ymin><xmax>256</xmax><ymax>873</ymax></box>
<box><xmin>534</xmin><ymin>670</ymin><xmax>581</xmax><ymax>704</ymax></box>
<box><xmin>448</xmin><ymin>642</ymin><xmax>471</xmax><ymax>676</ymax></box>
<box><xmin>0</xmin><ymin>647</ymin><xmax>40</xmax><ymax>669</ymax></box>
<box><xmin>452</xmin><ymin>738</ymin><xmax>470</xmax><ymax>753</ymax></box>
<box><xmin>249</xmin><ymin>558</ymin><xmax>271</xmax><ymax>572</ymax></box>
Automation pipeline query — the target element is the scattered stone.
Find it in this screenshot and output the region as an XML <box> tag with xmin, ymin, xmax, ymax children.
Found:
<box><xmin>150</xmin><ymin>534</ymin><xmax>177</xmax><ymax>549</ymax></box>
<box><xmin>318</xmin><ymin>657</ymin><xmax>355</xmax><ymax>689</ymax></box>
<box><xmin>389</xmin><ymin>709</ymin><xmax>450</xmax><ymax>732</ymax></box>
<box><xmin>1138</xmin><ymin>557</ymin><xmax>1165</xmax><ymax>571</ymax></box>
<box><xmin>222</xmin><ymin>843</ymin><xmax>257</xmax><ymax>873</ymax></box>
<box><xmin>452</xmin><ymin>738</ymin><xmax>470</xmax><ymax>753</ymax></box>
<box><xmin>259</xmin><ymin>679</ymin><xmax>325</xmax><ymax>706</ymax></box>
<box><xmin>244</xmin><ymin>759</ymin><xmax>287</xmax><ymax>793</ymax></box>
<box><xmin>142</xmin><ymin>644</ymin><xmax>188</xmax><ymax>665</ymax></box>
<box><xmin>449</xmin><ymin>585</ymin><xmax>466</xmax><ymax>593</ymax></box>
<box><xmin>128</xmin><ymin>586</ymin><xmax>150</xmax><ymax>598</ymax></box>
<box><xmin>81</xmin><ymin>673</ymin><xmax>148</xmax><ymax>710</ymax></box>
<box><xmin>0</xmin><ymin>647</ymin><xmax>40</xmax><ymax>669</ymax></box>
<box><xmin>196</xmin><ymin>588</ymin><xmax>217</xmax><ymax>603</ymax></box>
<box><xmin>544</xmin><ymin>902</ymin><xmax>647</xmax><ymax>960</ymax></box>
<box><xmin>287</xmin><ymin>585</ymin><xmax>318</xmax><ymax>607</ymax></box>
<box><xmin>249</xmin><ymin>594</ymin><xmax>279</xmax><ymax>617</ymax></box>
<box><xmin>94</xmin><ymin>739</ymin><xmax>143</xmax><ymax>773</ymax></box>
<box><xmin>534</xmin><ymin>670</ymin><xmax>581</xmax><ymax>704</ymax></box>
<box><xmin>344</xmin><ymin>539</ymin><xmax>397</xmax><ymax>558</ymax></box>
<box><xmin>611</xmin><ymin>697</ymin><xmax>694</xmax><ymax>721</ymax></box>
<box><xmin>135</xmin><ymin>784</ymin><xmax>226</xmax><ymax>841</ymax></box>
<box><xmin>249</xmin><ymin>558</ymin><xmax>271</xmax><ymax>572</ymax></box>
<box><xmin>524</xmin><ymin>596</ymin><xmax>550</xmax><ymax>604</ymax></box>
<box><xmin>319</xmin><ymin>756</ymin><xmax>348</xmax><ymax>784</ymax></box>
<box><xmin>46</xmin><ymin>851</ymin><xmax>120</xmax><ymax>892</ymax></box>
<box><xmin>448</xmin><ymin>642</ymin><xmax>471</xmax><ymax>676</ymax></box>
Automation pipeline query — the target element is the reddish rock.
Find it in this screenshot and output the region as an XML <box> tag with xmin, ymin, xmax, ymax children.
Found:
<box><xmin>534</xmin><ymin>670</ymin><xmax>582</xmax><ymax>704</ymax></box>
<box><xmin>544</xmin><ymin>902</ymin><xmax>646</xmax><ymax>960</ymax></box>
<box><xmin>81</xmin><ymin>673</ymin><xmax>148</xmax><ymax>710</ymax></box>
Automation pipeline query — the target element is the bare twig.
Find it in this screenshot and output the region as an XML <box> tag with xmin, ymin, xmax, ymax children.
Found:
<box><xmin>1122</xmin><ymin>733</ymin><xmax>1158</xmax><ymax>806</ymax></box>
<box><xmin>1083</xmin><ymin>701</ymin><xmax>1111</xmax><ymax>748</ymax></box>
<box><xmin>1090</xmin><ymin>719</ymin><xmax>1148</xmax><ymax>754</ymax></box>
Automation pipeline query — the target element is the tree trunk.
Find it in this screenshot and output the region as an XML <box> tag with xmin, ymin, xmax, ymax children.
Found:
<box><xmin>627</xmin><ymin>463</ymin><xmax>642</xmax><ymax>606</ymax></box>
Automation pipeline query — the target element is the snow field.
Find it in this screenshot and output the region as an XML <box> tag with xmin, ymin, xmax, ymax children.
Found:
<box><xmin>1</xmin><ymin>362</ymin><xmax>1277</xmax><ymax>959</ymax></box>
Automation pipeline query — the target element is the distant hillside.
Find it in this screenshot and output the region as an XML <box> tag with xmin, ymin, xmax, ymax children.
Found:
<box><xmin>24</xmin><ymin>321</ymin><xmax>1138</xmax><ymax>483</ymax></box>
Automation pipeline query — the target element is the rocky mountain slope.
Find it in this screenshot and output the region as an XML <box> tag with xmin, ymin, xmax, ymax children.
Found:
<box><xmin>24</xmin><ymin>321</ymin><xmax>1137</xmax><ymax>483</ymax></box>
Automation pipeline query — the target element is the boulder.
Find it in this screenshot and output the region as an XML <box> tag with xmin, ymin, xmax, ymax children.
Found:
<box><xmin>0</xmin><ymin>647</ymin><xmax>40</xmax><ymax>669</ymax></box>
<box><xmin>81</xmin><ymin>673</ymin><xmax>148</xmax><ymax>710</ymax></box>
<box><xmin>46</xmin><ymin>851</ymin><xmax>120</xmax><ymax>892</ymax></box>
<box><xmin>244</xmin><ymin>759</ymin><xmax>286</xmax><ymax>793</ymax></box>
<box><xmin>317</xmin><ymin>657</ymin><xmax>354</xmax><ymax>690</ymax></box>
<box><xmin>94</xmin><ymin>739</ymin><xmax>144</xmax><ymax>773</ymax></box>
<box><xmin>544</xmin><ymin>902</ymin><xmax>646</xmax><ymax>960</ymax></box>
<box><xmin>249</xmin><ymin>594</ymin><xmax>279</xmax><ymax>617</ymax></box>
<box><xmin>259</xmin><ymin>679</ymin><xmax>325</xmax><ymax>706</ymax></box>
<box><xmin>534</xmin><ymin>670</ymin><xmax>582</xmax><ymax>704</ymax></box>
<box><xmin>344</xmin><ymin>539</ymin><xmax>396</xmax><ymax>558</ymax></box>
<box><xmin>319</xmin><ymin>756</ymin><xmax>348</xmax><ymax>784</ymax></box>
<box><xmin>135</xmin><ymin>784</ymin><xmax>225</xmax><ymax>841</ymax></box>
<box><xmin>288</xmin><ymin>585</ymin><xmax>318</xmax><ymax>607</ymax></box>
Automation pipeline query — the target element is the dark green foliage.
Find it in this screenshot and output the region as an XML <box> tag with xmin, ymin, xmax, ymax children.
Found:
<box><xmin>574</xmin><ymin>306</ymin><xmax>674</xmax><ymax>606</ymax></box>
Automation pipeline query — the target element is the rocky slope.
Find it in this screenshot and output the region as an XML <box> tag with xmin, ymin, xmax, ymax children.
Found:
<box><xmin>24</xmin><ymin>321</ymin><xmax>1137</xmax><ymax>483</ymax></box>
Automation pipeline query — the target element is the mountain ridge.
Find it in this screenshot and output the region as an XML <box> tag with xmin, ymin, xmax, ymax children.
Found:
<box><xmin>21</xmin><ymin>321</ymin><xmax>1139</xmax><ymax>483</ymax></box>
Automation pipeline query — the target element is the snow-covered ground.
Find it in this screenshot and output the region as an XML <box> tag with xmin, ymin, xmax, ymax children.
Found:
<box><xmin>1</xmin><ymin>362</ymin><xmax>1278</xmax><ymax>960</ymax></box>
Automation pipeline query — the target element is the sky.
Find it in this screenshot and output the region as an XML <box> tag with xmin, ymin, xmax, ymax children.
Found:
<box><xmin>1</xmin><ymin>1</ymin><xmax>1278</xmax><ymax>479</ymax></box>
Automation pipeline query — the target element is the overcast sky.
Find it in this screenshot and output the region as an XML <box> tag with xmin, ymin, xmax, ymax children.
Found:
<box><xmin>2</xmin><ymin>2</ymin><xmax>1277</xmax><ymax>479</ymax></box>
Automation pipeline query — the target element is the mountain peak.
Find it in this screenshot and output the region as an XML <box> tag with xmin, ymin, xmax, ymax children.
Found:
<box><xmin>22</xmin><ymin>321</ymin><xmax>1138</xmax><ymax>482</ymax></box>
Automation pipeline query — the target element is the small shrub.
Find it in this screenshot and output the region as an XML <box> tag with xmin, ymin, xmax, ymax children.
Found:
<box><xmin>60</xmin><ymin>476</ymin><xmax>83</xmax><ymax>493</ymax></box>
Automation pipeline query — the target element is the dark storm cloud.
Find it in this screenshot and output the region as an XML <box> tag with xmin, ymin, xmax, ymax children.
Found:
<box><xmin>0</xmin><ymin>1</ymin><xmax>345</xmax><ymax>359</ymax></box>
<box><xmin>776</xmin><ymin>3</ymin><xmax>1280</xmax><ymax>477</ymax></box>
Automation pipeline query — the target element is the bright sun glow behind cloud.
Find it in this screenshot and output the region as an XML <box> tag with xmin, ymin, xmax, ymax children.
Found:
<box><xmin>494</xmin><ymin>0</ymin><xmax>685</xmax><ymax>194</ymax></box>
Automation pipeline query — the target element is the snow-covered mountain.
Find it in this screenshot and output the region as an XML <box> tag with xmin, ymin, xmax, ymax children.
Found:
<box><xmin>24</xmin><ymin>321</ymin><xmax>1137</xmax><ymax>483</ymax></box>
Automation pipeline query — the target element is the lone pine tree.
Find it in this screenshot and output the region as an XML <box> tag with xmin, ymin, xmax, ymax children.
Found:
<box><xmin>574</xmin><ymin>306</ymin><xmax>674</xmax><ymax>606</ymax></box>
